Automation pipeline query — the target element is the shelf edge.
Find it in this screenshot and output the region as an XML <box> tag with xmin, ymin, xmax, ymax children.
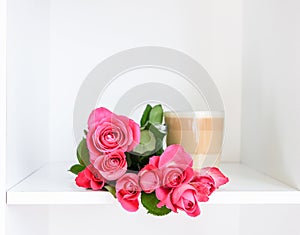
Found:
<box><xmin>7</xmin><ymin>190</ymin><xmax>300</xmax><ymax>205</ymax></box>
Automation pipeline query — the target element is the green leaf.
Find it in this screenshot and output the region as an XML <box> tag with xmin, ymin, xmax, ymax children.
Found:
<box><xmin>76</xmin><ymin>149</ymin><xmax>84</xmax><ymax>165</ymax></box>
<box><xmin>131</xmin><ymin>130</ymin><xmax>156</xmax><ymax>155</ymax></box>
<box><xmin>140</xmin><ymin>129</ymin><xmax>153</xmax><ymax>144</ymax></box>
<box><xmin>125</xmin><ymin>152</ymin><xmax>132</xmax><ymax>168</ymax></box>
<box><xmin>141</xmin><ymin>192</ymin><xmax>171</xmax><ymax>216</ymax></box>
<box><xmin>129</xmin><ymin>123</ymin><xmax>166</xmax><ymax>169</ymax></box>
<box><xmin>77</xmin><ymin>138</ymin><xmax>90</xmax><ymax>166</ymax></box>
<box><xmin>84</xmin><ymin>129</ymin><xmax>88</xmax><ymax>136</ymax></box>
<box><xmin>69</xmin><ymin>164</ymin><xmax>85</xmax><ymax>175</ymax></box>
<box><xmin>155</xmin><ymin>147</ymin><xmax>164</xmax><ymax>156</ymax></box>
<box><xmin>149</xmin><ymin>104</ymin><xmax>163</xmax><ymax>125</ymax></box>
<box><xmin>140</xmin><ymin>104</ymin><xmax>152</xmax><ymax>127</ymax></box>
<box><xmin>104</xmin><ymin>185</ymin><xmax>116</xmax><ymax>198</ymax></box>
<box><xmin>148</xmin><ymin>124</ymin><xmax>166</xmax><ymax>154</ymax></box>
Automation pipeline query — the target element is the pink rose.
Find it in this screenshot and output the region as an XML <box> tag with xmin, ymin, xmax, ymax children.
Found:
<box><xmin>75</xmin><ymin>166</ymin><xmax>105</xmax><ymax>190</ymax></box>
<box><xmin>138</xmin><ymin>164</ymin><xmax>161</xmax><ymax>193</ymax></box>
<box><xmin>86</xmin><ymin>107</ymin><xmax>140</xmax><ymax>163</ymax></box>
<box><xmin>171</xmin><ymin>184</ymin><xmax>200</xmax><ymax>217</ymax></box>
<box><xmin>161</xmin><ymin>166</ymin><xmax>194</xmax><ymax>188</ymax></box>
<box><xmin>149</xmin><ymin>145</ymin><xmax>194</xmax><ymax>188</ymax></box>
<box><xmin>155</xmin><ymin>166</ymin><xmax>194</xmax><ymax>210</ymax></box>
<box><xmin>93</xmin><ymin>150</ymin><xmax>127</xmax><ymax>181</ymax></box>
<box><xmin>190</xmin><ymin>174</ymin><xmax>215</xmax><ymax>202</ymax></box>
<box><xmin>151</xmin><ymin>145</ymin><xmax>194</xmax><ymax>209</ymax></box>
<box><xmin>116</xmin><ymin>173</ymin><xmax>141</xmax><ymax>212</ymax></box>
<box><xmin>190</xmin><ymin>167</ymin><xmax>229</xmax><ymax>202</ymax></box>
<box><xmin>200</xmin><ymin>167</ymin><xmax>229</xmax><ymax>188</ymax></box>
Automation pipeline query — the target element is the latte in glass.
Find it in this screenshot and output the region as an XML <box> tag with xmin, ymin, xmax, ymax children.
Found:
<box><xmin>164</xmin><ymin>111</ymin><xmax>224</xmax><ymax>169</ymax></box>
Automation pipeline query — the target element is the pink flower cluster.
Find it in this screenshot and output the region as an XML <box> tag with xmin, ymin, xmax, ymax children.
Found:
<box><xmin>76</xmin><ymin>107</ymin><xmax>140</xmax><ymax>186</ymax></box>
<box><xmin>75</xmin><ymin>107</ymin><xmax>228</xmax><ymax>217</ymax></box>
<box><xmin>138</xmin><ymin>144</ymin><xmax>228</xmax><ymax>217</ymax></box>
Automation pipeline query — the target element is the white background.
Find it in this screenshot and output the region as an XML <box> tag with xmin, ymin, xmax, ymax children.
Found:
<box><xmin>2</xmin><ymin>0</ymin><xmax>300</xmax><ymax>234</ymax></box>
<box><xmin>48</xmin><ymin>0</ymin><xmax>242</xmax><ymax>164</ymax></box>
<box><xmin>5</xmin><ymin>0</ymin><xmax>243</xmax><ymax>189</ymax></box>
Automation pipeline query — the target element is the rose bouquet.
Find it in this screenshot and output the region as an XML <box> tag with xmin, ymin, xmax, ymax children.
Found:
<box><xmin>70</xmin><ymin>105</ymin><xmax>228</xmax><ymax>217</ymax></box>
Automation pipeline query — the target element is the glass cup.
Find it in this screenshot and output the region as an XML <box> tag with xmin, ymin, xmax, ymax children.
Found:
<box><xmin>164</xmin><ymin>111</ymin><xmax>224</xmax><ymax>170</ymax></box>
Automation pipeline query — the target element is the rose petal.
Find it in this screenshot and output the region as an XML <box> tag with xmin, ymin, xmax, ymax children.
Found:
<box><xmin>90</xmin><ymin>179</ymin><xmax>104</xmax><ymax>191</ymax></box>
<box><xmin>156</xmin><ymin>187</ymin><xmax>176</xmax><ymax>212</ymax></box>
<box><xmin>116</xmin><ymin>173</ymin><xmax>140</xmax><ymax>212</ymax></box>
<box><xmin>118</xmin><ymin>198</ymin><xmax>139</xmax><ymax>212</ymax></box>
<box><xmin>201</xmin><ymin>167</ymin><xmax>229</xmax><ymax>188</ymax></box>
<box><xmin>190</xmin><ymin>182</ymin><xmax>210</xmax><ymax>202</ymax></box>
<box><xmin>87</xmin><ymin>164</ymin><xmax>102</xmax><ymax>179</ymax></box>
<box><xmin>158</xmin><ymin>145</ymin><xmax>193</xmax><ymax>169</ymax></box>
<box><xmin>83</xmin><ymin>167</ymin><xmax>93</xmax><ymax>180</ymax></box>
<box><xmin>86</xmin><ymin>108</ymin><xmax>140</xmax><ymax>159</ymax></box>
<box><xmin>149</xmin><ymin>156</ymin><xmax>160</xmax><ymax>167</ymax></box>
<box><xmin>187</xmin><ymin>203</ymin><xmax>200</xmax><ymax>217</ymax></box>
<box><xmin>86</xmin><ymin>126</ymin><xmax>103</xmax><ymax>163</ymax></box>
<box><xmin>162</xmin><ymin>167</ymin><xmax>183</xmax><ymax>188</ymax></box>
<box><xmin>181</xmin><ymin>190</ymin><xmax>195</xmax><ymax>202</ymax></box>
<box><xmin>172</xmin><ymin>184</ymin><xmax>201</xmax><ymax>217</ymax></box>
<box><xmin>156</xmin><ymin>187</ymin><xmax>169</xmax><ymax>202</ymax></box>
<box><xmin>88</xmin><ymin>107</ymin><xmax>113</xmax><ymax>128</ymax></box>
<box><xmin>94</xmin><ymin>151</ymin><xmax>127</xmax><ymax>181</ymax></box>
<box><xmin>127</xmin><ymin>119</ymin><xmax>140</xmax><ymax>151</ymax></box>
<box><xmin>116</xmin><ymin>174</ymin><xmax>140</xmax><ymax>196</ymax></box>
<box><xmin>172</xmin><ymin>184</ymin><xmax>196</xmax><ymax>204</ymax></box>
<box><xmin>75</xmin><ymin>171</ymin><xmax>90</xmax><ymax>188</ymax></box>
<box><xmin>182</xmin><ymin>167</ymin><xmax>194</xmax><ymax>184</ymax></box>
<box><xmin>139</xmin><ymin>164</ymin><xmax>161</xmax><ymax>193</ymax></box>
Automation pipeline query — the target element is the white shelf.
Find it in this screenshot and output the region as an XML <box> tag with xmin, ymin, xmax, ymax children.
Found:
<box><xmin>6</xmin><ymin>162</ymin><xmax>300</xmax><ymax>205</ymax></box>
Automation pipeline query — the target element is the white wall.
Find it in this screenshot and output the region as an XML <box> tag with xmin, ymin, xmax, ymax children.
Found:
<box><xmin>6</xmin><ymin>1</ymin><xmax>300</xmax><ymax>235</ymax></box>
<box><xmin>6</xmin><ymin>0</ymin><xmax>50</xmax><ymax>188</ymax></box>
<box><xmin>3</xmin><ymin>1</ymin><xmax>243</xmax><ymax>234</ymax></box>
<box><xmin>49</xmin><ymin>0</ymin><xmax>242</xmax><ymax>163</ymax></box>
<box><xmin>0</xmin><ymin>0</ymin><xmax>7</xmax><ymax>233</ymax></box>
<box><xmin>241</xmin><ymin>0</ymin><xmax>300</xmax><ymax>189</ymax></box>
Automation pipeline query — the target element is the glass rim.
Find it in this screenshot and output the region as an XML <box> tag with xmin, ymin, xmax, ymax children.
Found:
<box><xmin>164</xmin><ymin>111</ymin><xmax>224</xmax><ymax>118</ymax></box>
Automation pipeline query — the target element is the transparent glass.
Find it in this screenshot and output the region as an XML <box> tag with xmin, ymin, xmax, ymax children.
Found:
<box><xmin>164</xmin><ymin>111</ymin><xmax>224</xmax><ymax>169</ymax></box>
